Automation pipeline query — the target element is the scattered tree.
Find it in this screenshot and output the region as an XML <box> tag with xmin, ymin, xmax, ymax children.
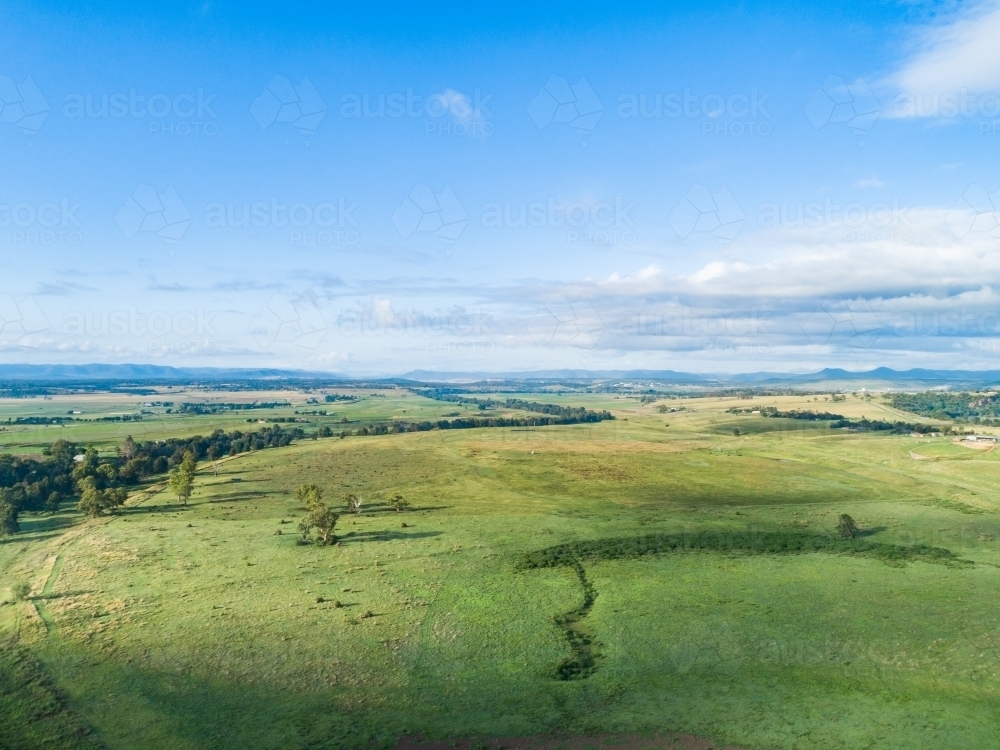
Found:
<box><xmin>837</xmin><ymin>514</ymin><xmax>859</xmax><ymax>539</ymax></box>
<box><xmin>295</xmin><ymin>484</ymin><xmax>323</xmax><ymax>507</ymax></box>
<box><xmin>296</xmin><ymin>484</ymin><xmax>339</xmax><ymax>545</ymax></box>
<box><xmin>180</xmin><ymin>450</ymin><xmax>197</xmax><ymax>477</ymax></box>
<box><xmin>120</xmin><ymin>435</ymin><xmax>137</xmax><ymax>461</ymax></box>
<box><xmin>45</xmin><ymin>491</ymin><xmax>61</xmax><ymax>513</ymax></box>
<box><xmin>206</xmin><ymin>445</ymin><xmax>221</xmax><ymax>476</ymax></box>
<box><xmin>390</xmin><ymin>494</ymin><xmax>409</xmax><ymax>512</ymax></box>
<box><xmin>168</xmin><ymin>454</ymin><xmax>197</xmax><ymax>506</ymax></box>
<box><xmin>0</xmin><ymin>489</ymin><xmax>21</xmax><ymax>535</ymax></box>
<box><xmin>78</xmin><ymin>478</ymin><xmax>127</xmax><ymax>517</ymax></box>
<box><xmin>344</xmin><ymin>493</ymin><xmax>363</xmax><ymax>515</ymax></box>
<box><xmin>97</xmin><ymin>463</ymin><xmax>118</xmax><ymax>484</ymax></box>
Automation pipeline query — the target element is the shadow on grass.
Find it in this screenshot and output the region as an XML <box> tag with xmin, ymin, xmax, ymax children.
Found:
<box><xmin>29</xmin><ymin>590</ymin><xmax>93</xmax><ymax>601</ymax></box>
<box><xmin>348</xmin><ymin>504</ymin><xmax>452</xmax><ymax>515</ymax></box>
<box><xmin>855</xmin><ymin>526</ymin><xmax>888</xmax><ymax>538</ymax></box>
<box><xmin>124</xmin><ymin>505</ymin><xmax>194</xmax><ymax>515</ymax></box>
<box><xmin>0</xmin><ymin>530</ymin><xmax>70</xmax><ymax>546</ymax></box>
<box><xmin>0</xmin><ymin>512</ymin><xmax>82</xmax><ymax>544</ymax></box>
<box><xmin>339</xmin><ymin>530</ymin><xmax>443</xmax><ymax>544</ymax></box>
<box><xmin>205</xmin><ymin>492</ymin><xmax>266</xmax><ymax>503</ymax></box>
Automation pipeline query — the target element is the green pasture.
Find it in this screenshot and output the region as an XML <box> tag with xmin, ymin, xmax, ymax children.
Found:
<box><xmin>3</xmin><ymin>392</ymin><xmax>1000</xmax><ymax>748</ymax></box>
<box><xmin>0</xmin><ymin>388</ymin><xmax>493</xmax><ymax>454</ymax></box>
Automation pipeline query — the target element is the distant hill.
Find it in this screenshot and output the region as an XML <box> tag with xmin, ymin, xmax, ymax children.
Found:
<box><xmin>403</xmin><ymin>367</ymin><xmax>1000</xmax><ymax>386</ymax></box>
<box><xmin>0</xmin><ymin>364</ymin><xmax>344</xmax><ymax>381</ymax></box>
<box><xmin>0</xmin><ymin>363</ymin><xmax>998</xmax><ymax>387</ymax></box>
<box><xmin>401</xmin><ymin>369</ymin><xmax>712</xmax><ymax>383</ymax></box>
<box><xmin>781</xmin><ymin>368</ymin><xmax>1000</xmax><ymax>384</ymax></box>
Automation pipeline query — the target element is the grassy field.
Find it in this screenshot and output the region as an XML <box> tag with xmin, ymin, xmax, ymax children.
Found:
<box><xmin>0</xmin><ymin>386</ymin><xmax>493</xmax><ymax>455</ymax></box>
<box><xmin>3</xmin><ymin>390</ymin><xmax>1000</xmax><ymax>748</ymax></box>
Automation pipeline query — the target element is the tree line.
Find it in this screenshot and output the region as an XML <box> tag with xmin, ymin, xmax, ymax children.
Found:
<box><xmin>727</xmin><ymin>406</ymin><xmax>938</xmax><ymax>434</ymax></box>
<box><xmin>0</xmin><ymin>424</ymin><xmax>305</xmax><ymax>535</ymax></box>
<box><xmin>416</xmin><ymin>390</ymin><xmax>615</xmax><ymax>422</ymax></box>
<box><xmin>888</xmin><ymin>391</ymin><xmax>1000</xmax><ymax>423</ymax></box>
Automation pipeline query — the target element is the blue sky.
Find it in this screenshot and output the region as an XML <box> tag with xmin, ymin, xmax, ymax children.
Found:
<box><xmin>1</xmin><ymin>1</ymin><xmax>1000</xmax><ymax>375</ymax></box>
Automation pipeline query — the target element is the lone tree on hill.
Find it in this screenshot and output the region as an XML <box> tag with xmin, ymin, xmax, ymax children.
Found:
<box><xmin>837</xmin><ymin>514</ymin><xmax>859</xmax><ymax>539</ymax></box>
<box><xmin>296</xmin><ymin>484</ymin><xmax>338</xmax><ymax>545</ymax></box>
<box><xmin>168</xmin><ymin>451</ymin><xmax>197</xmax><ymax>506</ymax></box>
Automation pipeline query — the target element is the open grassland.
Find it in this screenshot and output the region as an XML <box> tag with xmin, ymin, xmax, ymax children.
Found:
<box><xmin>0</xmin><ymin>387</ymin><xmax>492</xmax><ymax>455</ymax></box>
<box><xmin>3</xmin><ymin>391</ymin><xmax>1000</xmax><ymax>748</ymax></box>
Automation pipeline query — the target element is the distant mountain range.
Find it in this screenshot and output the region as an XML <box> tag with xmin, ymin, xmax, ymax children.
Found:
<box><xmin>0</xmin><ymin>364</ymin><xmax>342</xmax><ymax>381</ymax></box>
<box><xmin>0</xmin><ymin>363</ymin><xmax>998</xmax><ymax>387</ymax></box>
<box><xmin>401</xmin><ymin>368</ymin><xmax>711</xmax><ymax>383</ymax></box>
<box><xmin>402</xmin><ymin>367</ymin><xmax>1000</xmax><ymax>385</ymax></box>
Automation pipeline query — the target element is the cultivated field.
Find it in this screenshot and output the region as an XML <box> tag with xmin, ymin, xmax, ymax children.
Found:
<box><xmin>3</xmin><ymin>389</ymin><xmax>1000</xmax><ymax>749</ymax></box>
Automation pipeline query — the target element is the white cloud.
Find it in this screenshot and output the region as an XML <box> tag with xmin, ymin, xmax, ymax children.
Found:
<box><xmin>889</xmin><ymin>1</ymin><xmax>1000</xmax><ymax>116</ymax></box>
